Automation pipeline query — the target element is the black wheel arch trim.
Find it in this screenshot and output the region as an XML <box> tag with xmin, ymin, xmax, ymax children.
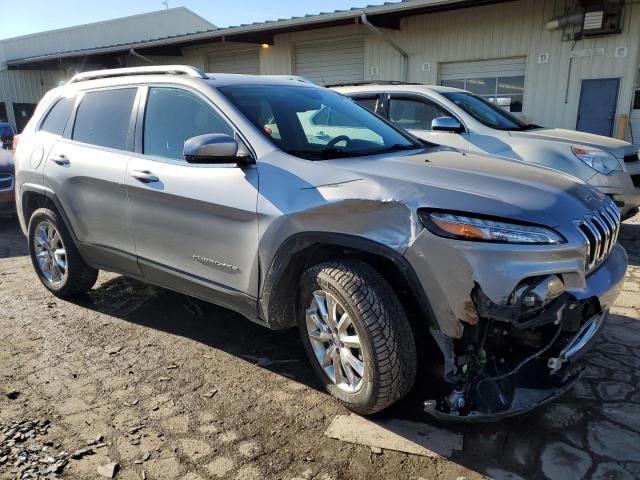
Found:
<box><xmin>259</xmin><ymin>231</ymin><xmax>440</xmax><ymax>331</ymax></box>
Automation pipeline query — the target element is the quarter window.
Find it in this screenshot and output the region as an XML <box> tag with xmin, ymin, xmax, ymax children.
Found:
<box><xmin>40</xmin><ymin>96</ymin><xmax>75</xmax><ymax>135</ymax></box>
<box><xmin>143</xmin><ymin>87</ymin><xmax>233</xmax><ymax>160</ymax></box>
<box><xmin>389</xmin><ymin>98</ymin><xmax>450</xmax><ymax>130</ymax></box>
<box><xmin>72</xmin><ymin>88</ymin><xmax>137</xmax><ymax>150</ymax></box>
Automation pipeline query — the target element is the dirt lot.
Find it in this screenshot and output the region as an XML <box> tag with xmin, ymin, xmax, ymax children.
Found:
<box><xmin>1</xmin><ymin>213</ymin><xmax>639</xmax><ymax>480</ymax></box>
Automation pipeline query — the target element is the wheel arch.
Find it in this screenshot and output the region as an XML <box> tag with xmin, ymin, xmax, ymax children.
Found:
<box><xmin>20</xmin><ymin>184</ymin><xmax>81</xmax><ymax>248</ymax></box>
<box><xmin>259</xmin><ymin>232</ymin><xmax>439</xmax><ymax>337</ymax></box>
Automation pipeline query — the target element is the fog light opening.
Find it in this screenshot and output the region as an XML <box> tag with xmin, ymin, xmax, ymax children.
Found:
<box><xmin>512</xmin><ymin>275</ymin><xmax>566</xmax><ymax>315</ymax></box>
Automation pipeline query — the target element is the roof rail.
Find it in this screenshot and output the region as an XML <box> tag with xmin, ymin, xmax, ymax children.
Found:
<box><xmin>327</xmin><ymin>80</ymin><xmax>423</xmax><ymax>87</ymax></box>
<box><xmin>67</xmin><ymin>65</ymin><xmax>208</xmax><ymax>84</ymax></box>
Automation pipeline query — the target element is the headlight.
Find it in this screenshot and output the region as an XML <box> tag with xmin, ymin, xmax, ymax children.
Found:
<box><xmin>572</xmin><ymin>146</ymin><xmax>622</xmax><ymax>175</ymax></box>
<box><xmin>420</xmin><ymin>211</ymin><xmax>565</xmax><ymax>244</ymax></box>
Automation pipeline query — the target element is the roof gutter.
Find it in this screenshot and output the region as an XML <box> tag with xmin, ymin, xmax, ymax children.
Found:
<box><xmin>359</xmin><ymin>13</ymin><xmax>408</xmax><ymax>82</ymax></box>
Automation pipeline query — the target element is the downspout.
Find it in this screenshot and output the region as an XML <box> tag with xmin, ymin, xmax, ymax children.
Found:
<box><xmin>360</xmin><ymin>13</ymin><xmax>408</xmax><ymax>82</ymax></box>
<box><xmin>129</xmin><ymin>48</ymin><xmax>154</xmax><ymax>64</ymax></box>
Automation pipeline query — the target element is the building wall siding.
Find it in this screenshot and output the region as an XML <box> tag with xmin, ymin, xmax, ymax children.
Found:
<box><xmin>184</xmin><ymin>0</ymin><xmax>639</xmax><ymax>135</ymax></box>
<box><xmin>0</xmin><ymin>69</ymin><xmax>65</xmax><ymax>128</ymax></box>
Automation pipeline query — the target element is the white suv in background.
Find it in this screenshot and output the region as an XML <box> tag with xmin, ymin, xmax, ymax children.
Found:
<box><xmin>334</xmin><ymin>83</ymin><xmax>640</xmax><ymax>220</ymax></box>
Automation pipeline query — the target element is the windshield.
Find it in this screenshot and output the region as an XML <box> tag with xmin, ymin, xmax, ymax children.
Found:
<box><xmin>442</xmin><ymin>92</ymin><xmax>537</xmax><ymax>131</ymax></box>
<box><xmin>219</xmin><ymin>84</ymin><xmax>423</xmax><ymax>160</ymax></box>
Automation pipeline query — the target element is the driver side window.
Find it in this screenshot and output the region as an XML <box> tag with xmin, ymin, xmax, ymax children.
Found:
<box><xmin>388</xmin><ymin>97</ymin><xmax>450</xmax><ymax>131</ymax></box>
<box><xmin>143</xmin><ymin>87</ymin><xmax>233</xmax><ymax>161</ymax></box>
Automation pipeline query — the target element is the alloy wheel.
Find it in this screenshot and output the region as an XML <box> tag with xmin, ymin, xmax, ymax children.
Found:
<box><xmin>33</xmin><ymin>221</ymin><xmax>67</xmax><ymax>286</ymax></box>
<box><xmin>306</xmin><ymin>290</ymin><xmax>366</xmax><ymax>393</ymax></box>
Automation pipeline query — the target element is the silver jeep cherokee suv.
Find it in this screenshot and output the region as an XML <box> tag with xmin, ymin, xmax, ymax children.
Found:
<box><xmin>14</xmin><ymin>66</ymin><xmax>627</xmax><ymax>420</ymax></box>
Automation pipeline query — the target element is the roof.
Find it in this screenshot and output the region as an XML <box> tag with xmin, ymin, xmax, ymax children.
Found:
<box><xmin>0</xmin><ymin>7</ymin><xmax>215</xmax><ymax>64</ymax></box>
<box><xmin>5</xmin><ymin>0</ymin><xmax>512</xmax><ymax>67</ymax></box>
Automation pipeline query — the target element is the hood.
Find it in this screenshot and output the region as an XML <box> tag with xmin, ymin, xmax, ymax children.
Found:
<box><xmin>509</xmin><ymin>128</ymin><xmax>634</xmax><ymax>156</ymax></box>
<box><xmin>326</xmin><ymin>148</ymin><xmax>608</xmax><ymax>227</ymax></box>
<box><xmin>0</xmin><ymin>150</ymin><xmax>14</xmax><ymax>173</ymax></box>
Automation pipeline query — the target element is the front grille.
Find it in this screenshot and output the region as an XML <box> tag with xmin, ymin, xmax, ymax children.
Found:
<box><xmin>632</xmin><ymin>174</ymin><xmax>640</xmax><ymax>188</ymax></box>
<box><xmin>624</xmin><ymin>152</ymin><xmax>639</xmax><ymax>164</ymax></box>
<box><xmin>0</xmin><ymin>173</ymin><xmax>14</xmax><ymax>191</ymax></box>
<box><xmin>576</xmin><ymin>203</ymin><xmax>621</xmax><ymax>272</ymax></box>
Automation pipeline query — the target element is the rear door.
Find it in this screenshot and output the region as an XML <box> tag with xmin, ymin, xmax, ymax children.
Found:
<box><xmin>44</xmin><ymin>87</ymin><xmax>140</xmax><ymax>275</ymax></box>
<box><xmin>125</xmin><ymin>86</ymin><xmax>259</xmax><ymax>308</ymax></box>
<box><xmin>386</xmin><ymin>93</ymin><xmax>470</xmax><ymax>150</ymax></box>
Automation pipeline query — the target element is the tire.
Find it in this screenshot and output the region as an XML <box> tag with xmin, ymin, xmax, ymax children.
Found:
<box><xmin>28</xmin><ymin>207</ymin><xmax>98</xmax><ymax>298</ymax></box>
<box><xmin>298</xmin><ymin>259</ymin><xmax>417</xmax><ymax>414</ymax></box>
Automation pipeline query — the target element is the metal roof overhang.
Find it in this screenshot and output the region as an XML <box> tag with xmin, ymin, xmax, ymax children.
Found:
<box><xmin>6</xmin><ymin>0</ymin><xmax>514</xmax><ymax>69</ymax></box>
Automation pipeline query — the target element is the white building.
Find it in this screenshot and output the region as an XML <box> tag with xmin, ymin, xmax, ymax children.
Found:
<box><xmin>0</xmin><ymin>7</ymin><xmax>214</xmax><ymax>130</ymax></box>
<box><xmin>2</xmin><ymin>0</ymin><xmax>640</xmax><ymax>143</ymax></box>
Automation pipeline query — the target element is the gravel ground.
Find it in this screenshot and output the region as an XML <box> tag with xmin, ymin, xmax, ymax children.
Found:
<box><xmin>1</xmin><ymin>213</ymin><xmax>639</xmax><ymax>480</ymax></box>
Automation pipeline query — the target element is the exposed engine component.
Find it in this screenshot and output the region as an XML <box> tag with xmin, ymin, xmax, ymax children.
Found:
<box><xmin>425</xmin><ymin>281</ymin><xmax>606</xmax><ymax>421</ymax></box>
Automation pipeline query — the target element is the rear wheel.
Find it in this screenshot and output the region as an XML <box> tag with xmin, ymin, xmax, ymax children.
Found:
<box><xmin>298</xmin><ymin>259</ymin><xmax>417</xmax><ymax>414</ymax></box>
<box><xmin>28</xmin><ymin>207</ymin><xmax>98</xmax><ymax>297</ymax></box>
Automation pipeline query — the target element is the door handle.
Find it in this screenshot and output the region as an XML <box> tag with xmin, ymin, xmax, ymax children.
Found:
<box><xmin>50</xmin><ymin>155</ymin><xmax>70</xmax><ymax>166</ymax></box>
<box><xmin>130</xmin><ymin>170</ymin><xmax>160</xmax><ymax>183</ymax></box>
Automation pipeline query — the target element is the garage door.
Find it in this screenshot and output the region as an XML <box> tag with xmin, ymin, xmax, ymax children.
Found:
<box><xmin>207</xmin><ymin>48</ymin><xmax>260</xmax><ymax>74</ymax></box>
<box><xmin>440</xmin><ymin>57</ymin><xmax>526</xmax><ymax>112</ymax></box>
<box><xmin>294</xmin><ymin>37</ymin><xmax>364</xmax><ymax>86</ymax></box>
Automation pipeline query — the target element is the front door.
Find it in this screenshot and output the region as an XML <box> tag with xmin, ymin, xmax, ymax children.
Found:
<box><xmin>576</xmin><ymin>78</ymin><xmax>620</xmax><ymax>136</ymax></box>
<box><xmin>13</xmin><ymin>103</ymin><xmax>37</xmax><ymax>133</ymax></box>
<box><xmin>125</xmin><ymin>86</ymin><xmax>259</xmax><ymax>309</ymax></box>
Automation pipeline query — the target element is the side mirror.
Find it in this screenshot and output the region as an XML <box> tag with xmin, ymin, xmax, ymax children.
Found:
<box><xmin>183</xmin><ymin>133</ymin><xmax>253</xmax><ymax>165</ymax></box>
<box><xmin>431</xmin><ymin>117</ymin><xmax>464</xmax><ymax>133</ymax></box>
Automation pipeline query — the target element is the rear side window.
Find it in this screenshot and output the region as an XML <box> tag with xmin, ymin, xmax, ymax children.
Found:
<box><xmin>389</xmin><ymin>98</ymin><xmax>450</xmax><ymax>130</ymax></box>
<box><xmin>40</xmin><ymin>96</ymin><xmax>75</xmax><ymax>135</ymax></box>
<box><xmin>143</xmin><ymin>87</ymin><xmax>233</xmax><ymax>160</ymax></box>
<box><xmin>72</xmin><ymin>88</ymin><xmax>137</xmax><ymax>150</ymax></box>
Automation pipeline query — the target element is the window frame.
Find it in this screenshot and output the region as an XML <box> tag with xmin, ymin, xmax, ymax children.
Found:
<box><xmin>134</xmin><ymin>84</ymin><xmax>255</xmax><ymax>166</ymax></box>
<box><xmin>66</xmin><ymin>85</ymin><xmax>141</xmax><ymax>153</ymax></box>
<box><xmin>383</xmin><ymin>92</ymin><xmax>468</xmax><ymax>133</ymax></box>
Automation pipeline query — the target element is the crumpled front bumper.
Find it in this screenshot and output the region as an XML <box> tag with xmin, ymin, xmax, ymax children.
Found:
<box><xmin>424</xmin><ymin>309</ymin><xmax>608</xmax><ymax>422</ymax></box>
<box><xmin>404</xmin><ymin>227</ymin><xmax>627</xmax><ymax>421</ymax></box>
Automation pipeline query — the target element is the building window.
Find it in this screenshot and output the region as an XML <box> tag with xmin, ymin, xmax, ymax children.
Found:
<box><xmin>442</xmin><ymin>76</ymin><xmax>525</xmax><ymax>113</ymax></box>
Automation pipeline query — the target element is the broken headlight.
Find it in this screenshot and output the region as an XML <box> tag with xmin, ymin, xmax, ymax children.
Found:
<box><xmin>420</xmin><ymin>211</ymin><xmax>565</xmax><ymax>244</ymax></box>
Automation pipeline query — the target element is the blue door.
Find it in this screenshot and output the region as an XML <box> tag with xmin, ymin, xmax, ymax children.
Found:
<box><xmin>576</xmin><ymin>78</ymin><xmax>620</xmax><ymax>136</ymax></box>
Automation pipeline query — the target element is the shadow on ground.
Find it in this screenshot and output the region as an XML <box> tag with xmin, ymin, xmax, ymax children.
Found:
<box><xmin>0</xmin><ymin>216</ymin><xmax>26</xmax><ymax>259</ymax></box>
<box><xmin>619</xmin><ymin>221</ymin><xmax>640</xmax><ymax>266</ymax></box>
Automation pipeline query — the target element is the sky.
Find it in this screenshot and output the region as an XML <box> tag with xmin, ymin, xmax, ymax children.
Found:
<box><xmin>0</xmin><ymin>0</ymin><xmax>390</xmax><ymax>40</ymax></box>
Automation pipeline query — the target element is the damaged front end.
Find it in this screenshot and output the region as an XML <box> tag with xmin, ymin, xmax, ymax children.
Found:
<box><xmin>424</xmin><ymin>275</ymin><xmax>607</xmax><ymax>422</ymax></box>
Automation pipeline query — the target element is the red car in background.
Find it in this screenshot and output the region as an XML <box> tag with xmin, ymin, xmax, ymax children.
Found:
<box><xmin>0</xmin><ymin>148</ymin><xmax>15</xmax><ymax>217</ymax></box>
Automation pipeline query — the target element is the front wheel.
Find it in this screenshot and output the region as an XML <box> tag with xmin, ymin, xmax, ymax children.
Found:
<box><xmin>298</xmin><ymin>259</ymin><xmax>417</xmax><ymax>414</ymax></box>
